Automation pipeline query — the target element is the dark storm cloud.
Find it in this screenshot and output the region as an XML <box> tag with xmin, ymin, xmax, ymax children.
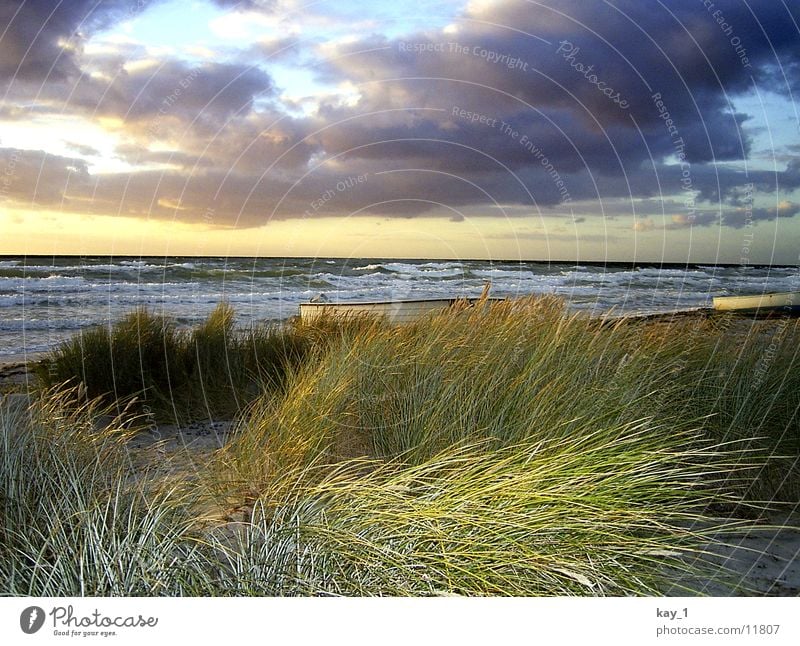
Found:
<box><xmin>104</xmin><ymin>61</ymin><xmax>272</xmax><ymax>124</ymax></box>
<box><xmin>21</xmin><ymin>57</ymin><xmax>275</xmax><ymax>128</ymax></box>
<box><xmin>2</xmin><ymin>0</ymin><xmax>799</xmax><ymax>231</ymax></box>
<box><xmin>0</xmin><ymin>143</ymin><xmax>294</xmax><ymax>224</ymax></box>
<box><xmin>110</xmin><ymin>104</ymin><xmax>317</xmax><ymax>180</ymax></box>
<box><xmin>0</xmin><ymin>0</ymin><xmax>274</xmax><ymax>83</ymax></box>
<box><xmin>322</xmin><ymin>1</ymin><xmax>797</xmax><ymax>148</ymax></box>
<box><xmin>635</xmin><ymin>200</ymin><xmax>800</xmax><ymax>231</ymax></box>
<box><xmin>0</xmin><ymin>0</ymin><xmax>134</xmax><ymax>81</ymax></box>
<box><xmin>268</xmin><ymin>0</ymin><xmax>799</xmax><ymax>227</ymax></box>
<box><xmin>724</xmin><ymin>200</ymin><xmax>800</xmax><ymax>229</ymax></box>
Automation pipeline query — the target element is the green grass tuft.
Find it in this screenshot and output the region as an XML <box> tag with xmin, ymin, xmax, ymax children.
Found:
<box><xmin>34</xmin><ymin>304</ymin><xmax>329</xmax><ymax>422</ymax></box>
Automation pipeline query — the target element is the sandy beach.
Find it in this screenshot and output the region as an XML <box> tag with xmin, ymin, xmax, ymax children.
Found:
<box><xmin>0</xmin><ymin>360</ymin><xmax>34</xmax><ymax>390</ymax></box>
<box><xmin>699</xmin><ymin>512</ymin><xmax>800</xmax><ymax>596</ymax></box>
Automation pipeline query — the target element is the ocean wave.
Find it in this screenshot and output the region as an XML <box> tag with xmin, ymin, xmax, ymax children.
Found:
<box><xmin>473</xmin><ymin>268</ymin><xmax>539</xmax><ymax>280</ymax></box>
<box><xmin>0</xmin><ymin>276</ymin><xmax>86</xmax><ymax>292</ymax></box>
<box><xmin>363</xmin><ymin>262</ymin><xmax>466</xmax><ymax>277</ymax></box>
<box><xmin>0</xmin><ymin>318</ymin><xmax>95</xmax><ymax>332</ymax></box>
<box><xmin>0</xmin><ymin>257</ymin><xmax>794</xmax><ymax>359</ymax></box>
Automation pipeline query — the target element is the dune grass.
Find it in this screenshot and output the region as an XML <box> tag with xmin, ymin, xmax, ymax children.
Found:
<box><xmin>3</xmin><ymin>296</ymin><xmax>799</xmax><ymax>596</ymax></box>
<box><xmin>0</xmin><ymin>391</ymin><xmax>744</xmax><ymax>596</ymax></box>
<box><xmin>213</xmin><ymin>430</ymin><xmax>749</xmax><ymax>596</ymax></box>
<box><xmin>34</xmin><ymin>304</ymin><xmax>319</xmax><ymax>422</ymax></box>
<box><xmin>689</xmin><ymin>317</ymin><xmax>800</xmax><ymax>501</ymax></box>
<box><xmin>0</xmin><ymin>390</ymin><xmax>210</xmax><ymax>595</ymax></box>
<box><xmin>220</xmin><ymin>298</ymin><xmax>797</xmax><ymax>501</ymax></box>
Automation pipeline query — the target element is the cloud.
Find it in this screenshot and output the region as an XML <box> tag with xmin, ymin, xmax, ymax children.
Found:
<box><xmin>65</xmin><ymin>141</ymin><xmax>100</xmax><ymax>157</ymax></box>
<box><xmin>0</xmin><ymin>0</ymin><xmax>145</xmax><ymax>82</ymax></box>
<box><xmin>0</xmin><ymin>0</ymin><xmax>276</xmax><ymax>82</ymax></box>
<box><xmin>724</xmin><ymin>200</ymin><xmax>800</xmax><ymax>228</ymax></box>
<box><xmin>1</xmin><ymin>0</ymin><xmax>799</xmax><ymax>234</ymax></box>
<box><xmin>248</xmin><ymin>35</ymin><xmax>303</xmax><ymax>60</ymax></box>
<box><xmin>665</xmin><ymin>212</ymin><xmax>720</xmax><ymax>229</ymax></box>
<box><xmin>0</xmin><ymin>147</ymin><xmax>90</xmax><ymax>206</ymax></box>
<box><xmin>628</xmin><ymin>201</ymin><xmax>800</xmax><ymax>231</ymax></box>
<box><xmin>69</xmin><ymin>59</ymin><xmax>274</xmax><ymax>127</ymax></box>
<box><xmin>314</xmin><ymin>0</ymin><xmax>791</xmax><ymax>164</ymax></box>
<box><xmin>277</xmin><ymin>0</ymin><xmax>799</xmax><ymax>222</ymax></box>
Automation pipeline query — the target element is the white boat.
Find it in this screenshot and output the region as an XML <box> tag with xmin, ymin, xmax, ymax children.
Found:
<box><xmin>712</xmin><ymin>291</ymin><xmax>800</xmax><ymax>314</ymax></box>
<box><xmin>299</xmin><ymin>296</ymin><xmax>504</xmax><ymax>324</ymax></box>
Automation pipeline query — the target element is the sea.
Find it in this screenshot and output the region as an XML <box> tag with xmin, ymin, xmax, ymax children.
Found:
<box><xmin>0</xmin><ymin>256</ymin><xmax>798</xmax><ymax>362</ymax></box>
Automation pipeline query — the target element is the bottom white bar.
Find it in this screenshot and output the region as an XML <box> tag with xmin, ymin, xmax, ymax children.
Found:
<box><xmin>0</xmin><ymin>598</ymin><xmax>796</xmax><ymax>646</ymax></box>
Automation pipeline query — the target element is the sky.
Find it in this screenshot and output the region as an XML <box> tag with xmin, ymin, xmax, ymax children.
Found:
<box><xmin>0</xmin><ymin>0</ymin><xmax>799</xmax><ymax>263</ymax></box>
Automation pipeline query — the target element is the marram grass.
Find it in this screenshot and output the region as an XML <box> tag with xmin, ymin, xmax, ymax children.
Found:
<box><xmin>3</xmin><ymin>296</ymin><xmax>798</xmax><ymax>595</ymax></box>
<box><xmin>220</xmin><ymin>297</ymin><xmax>795</xmax><ymax>501</ymax></box>
<box><xmin>34</xmin><ymin>303</ymin><xmax>329</xmax><ymax>423</ymax></box>
<box><xmin>0</xmin><ymin>390</ymin><xmax>210</xmax><ymax>595</ymax></box>
<box><xmin>212</xmin><ymin>431</ymin><xmax>748</xmax><ymax>596</ymax></box>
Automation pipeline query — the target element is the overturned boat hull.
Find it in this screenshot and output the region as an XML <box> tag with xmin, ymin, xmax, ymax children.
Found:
<box><xmin>299</xmin><ymin>297</ymin><xmax>503</xmax><ymax>324</ymax></box>
<box><xmin>712</xmin><ymin>291</ymin><xmax>800</xmax><ymax>315</ymax></box>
